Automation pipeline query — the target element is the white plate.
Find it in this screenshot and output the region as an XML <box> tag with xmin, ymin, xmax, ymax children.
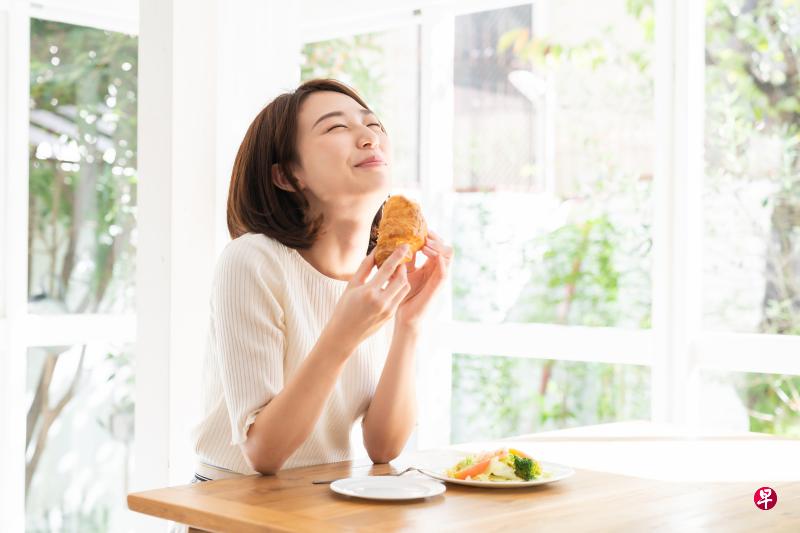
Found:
<box><xmin>330</xmin><ymin>476</ymin><xmax>446</xmax><ymax>501</ymax></box>
<box><xmin>418</xmin><ymin>461</ymin><xmax>575</xmax><ymax>488</ymax></box>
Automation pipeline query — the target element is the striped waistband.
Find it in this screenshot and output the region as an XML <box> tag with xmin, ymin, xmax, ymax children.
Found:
<box><xmin>194</xmin><ymin>461</ymin><xmax>244</xmax><ymax>481</ymax></box>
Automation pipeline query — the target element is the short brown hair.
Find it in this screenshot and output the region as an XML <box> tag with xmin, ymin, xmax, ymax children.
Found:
<box><xmin>227</xmin><ymin>78</ymin><xmax>385</xmax><ymax>252</ymax></box>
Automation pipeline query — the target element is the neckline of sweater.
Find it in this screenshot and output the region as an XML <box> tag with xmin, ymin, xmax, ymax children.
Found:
<box><xmin>286</xmin><ymin>246</ymin><xmax>350</xmax><ymax>289</ymax></box>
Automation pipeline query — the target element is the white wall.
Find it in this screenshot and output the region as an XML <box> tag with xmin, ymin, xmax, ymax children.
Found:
<box><xmin>214</xmin><ymin>1</ymin><xmax>300</xmax><ymax>251</ymax></box>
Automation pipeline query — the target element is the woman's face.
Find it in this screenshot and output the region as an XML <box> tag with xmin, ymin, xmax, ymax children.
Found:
<box><xmin>292</xmin><ymin>91</ymin><xmax>392</xmax><ymax>207</ymax></box>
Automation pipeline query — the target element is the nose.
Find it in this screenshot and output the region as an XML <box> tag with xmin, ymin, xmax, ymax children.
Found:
<box><xmin>357</xmin><ymin>126</ymin><xmax>380</xmax><ymax>149</ymax></box>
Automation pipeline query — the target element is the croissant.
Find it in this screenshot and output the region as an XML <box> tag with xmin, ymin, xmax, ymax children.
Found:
<box><xmin>374</xmin><ymin>195</ymin><xmax>428</xmax><ymax>267</ymax></box>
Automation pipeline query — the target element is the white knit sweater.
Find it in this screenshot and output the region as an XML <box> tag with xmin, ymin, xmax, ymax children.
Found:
<box><xmin>191</xmin><ymin>232</ymin><xmax>393</xmax><ymax>476</ymax></box>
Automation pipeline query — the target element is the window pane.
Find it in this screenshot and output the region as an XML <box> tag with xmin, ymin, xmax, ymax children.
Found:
<box><xmin>452</xmin><ymin>2</ymin><xmax>654</xmax><ymax>327</ymax></box>
<box><xmin>26</xmin><ymin>344</ymin><xmax>134</xmax><ymax>532</ymax></box>
<box><xmin>454</xmin><ymin>4</ymin><xmax>536</xmax><ymax>192</ymax></box>
<box><xmin>700</xmin><ymin>370</ymin><xmax>800</xmax><ymax>437</ymax></box>
<box><xmin>301</xmin><ymin>27</ymin><xmax>420</xmax><ymax>189</ymax></box>
<box><xmin>704</xmin><ymin>1</ymin><xmax>800</xmax><ymax>335</ymax></box>
<box><xmin>451</xmin><ymin>353</ymin><xmax>650</xmax><ymax>443</ymax></box>
<box><xmin>28</xmin><ymin>20</ymin><xmax>138</xmax><ymax>315</ymax></box>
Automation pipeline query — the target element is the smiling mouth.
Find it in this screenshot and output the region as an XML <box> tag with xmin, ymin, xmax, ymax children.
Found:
<box><xmin>356</xmin><ymin>161</ymin><xmax>386</xmax><ymax>168</ymax></box>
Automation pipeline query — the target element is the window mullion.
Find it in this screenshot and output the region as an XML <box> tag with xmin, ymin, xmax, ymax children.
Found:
<box><xmin>651</xmin><ymin>0</ymin><xmax>706</xmax><ymax>426</ymax></box>
<box><xmin>28</xmin><ymin>0</ymin><xmax>138</xmax><ymax>35</ymax></box>
<box><xmin>449</xmin><ymin>322</ymin><xmax>654</xmax><ymax>366</ymax></box>
<box><xmin>417</xmin><ymin>1</ymin><xmax>455</xmax><ymax>449</ymax></box>
<box><xmin>299</xmin><ymin>9</ymin><xmax>421</xmax><ymax>44</ymax></box>
<box><xmin>696</xmin><ymin>333</ymin><xmax>800</xmax><ymax>376</ymax></box>
<box><xmin>0</xmin><ymin>2</ymin><xmax>30</xmax><ymax>531</ymax></box>
<box><xmin>24</xmin><ymin>314</ymin><xmax>137</xmax><ymax>346</ymax></box>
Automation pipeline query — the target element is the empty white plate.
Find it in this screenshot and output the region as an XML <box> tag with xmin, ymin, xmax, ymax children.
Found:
<box><xmin>330</xmin><ymin>476</ymin><xmax>446</xmax><ymax>501</ymax></box>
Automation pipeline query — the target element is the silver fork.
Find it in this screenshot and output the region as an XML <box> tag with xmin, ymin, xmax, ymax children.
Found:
<box><xmin>311</xmin><ymin>466</ymin><xmax>420</xmax><ymax>484</ymax></box>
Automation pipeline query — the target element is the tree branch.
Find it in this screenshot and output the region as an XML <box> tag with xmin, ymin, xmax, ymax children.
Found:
<box><xmin>25</xmin><ymin>352</ymin><xmax>57</xmax><ymax>449</ymax></box>
<box><xmin>25</xmin><ymin>345</ymin><xmax>86</xmax><ymax>498</ymax></box>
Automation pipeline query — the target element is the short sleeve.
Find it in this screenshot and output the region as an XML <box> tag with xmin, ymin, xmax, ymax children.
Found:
<box><xmin>212</xmin><ymin>239</ymin><xmax>286</xmax><ymax>445</ymax></box>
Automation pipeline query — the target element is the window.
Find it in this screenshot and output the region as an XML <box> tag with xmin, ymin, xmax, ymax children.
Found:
<box><xmin>699</xmin><ymin>0</ymin><xmax>800</xmax><ymax>434</ymax></box>
<box><xmin>29</xmin><ymin>19</ymin><xmax>137</xmax><ymax>315</ymax></box>
<box><xmin>450</xmin><ymin>1</ymin><xmax>655</xmax><ymax>440</ymax></box>
<box><xmin>25</xmin><ymin>18</ymin><xmax>137</xmax><ymax>530</ymax></box>
<box><xmin>704</xmin><ymin>0</ymin><xmax>799</xmax><ymax>337</ymax></box>
<box><xmin>453</xmin><ymin>5</ymin><xmax>537</xmax><ymax>193</ymax></box>
<box><xmin>26</xmin><ymin>344</ymin><xmax>134</xmax><ymax>532</ymax></box>
<box><xmin>452</xmin><ymin>354</ymin><xmax>649</xmax><ymax>443</ymax></box>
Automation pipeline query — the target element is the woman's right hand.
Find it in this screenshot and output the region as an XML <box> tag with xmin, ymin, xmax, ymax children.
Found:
<box><xmin>326</xmin><ymin>245</ymin><xmax>411</xmax><ymax>351</ymax></box>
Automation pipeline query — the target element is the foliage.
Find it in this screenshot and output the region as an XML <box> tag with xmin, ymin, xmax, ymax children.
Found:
<box><xmin>25</xmin><ymin>345</ymin><xmax>134</xmax><ymax>533</ymax></box>
<box><xmin>96</xmin><ymin>350</ymin><xmax>135</xmax><ymax>444</ymax></box>
<box><xmin>27</xmin><ymin>19</ymin><xmax>137</xmax><ymax>532</ymax></box>
<box><xmin>453</xmin><ymin>0</ymin><xmax>800</xmax><ymax>441</ymax></box>
<box><xmin>301</xmin><ymin>34</ymin><xmax>387</xmax><ymax>118</ymax></box>
<box><xmin>29</xmin><ymin>18</ymin><xmax>137</xmax><ymax>314</ymax></box>
<box><xmin>451</xmin><ymin>354</ymin><xmax>650</xmax><ymax>442</ymax></box>
<box><xmin>451</xmin><ymin>2</ymin><xmax>654</xmax><ymax>442</ymax></box>
<box><xmin>513</xmin><ymin>214</ymin><xmax>642</xmax><ymax>327</ymax></box>
<box><xmin>705</xmin><ymin>0</ymin><xmax>800</xmax><ymax>433</ymax></box>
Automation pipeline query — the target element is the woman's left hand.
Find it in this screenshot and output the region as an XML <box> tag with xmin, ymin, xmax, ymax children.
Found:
<box><xmin>395</xmin><ymin>229</ymin><xmax>453</xmax><ymax>329</ymax></box>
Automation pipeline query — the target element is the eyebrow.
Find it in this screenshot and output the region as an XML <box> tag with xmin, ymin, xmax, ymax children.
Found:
<box><xmin>312</xmin><ymin>108</ymin><xmax>377</xmax><ymax>130</ymax></box>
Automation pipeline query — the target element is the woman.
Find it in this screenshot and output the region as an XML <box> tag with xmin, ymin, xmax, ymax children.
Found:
<box><xmin>190</xmin><ymin>79</ymin><xmax>453</xmax><ymax>481</ymax></box>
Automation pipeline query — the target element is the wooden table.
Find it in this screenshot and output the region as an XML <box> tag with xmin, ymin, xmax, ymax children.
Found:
<box><xmin>128</xmin><ymin>422</ymin><xmax>800</xmax><ymax>532</ymax></box>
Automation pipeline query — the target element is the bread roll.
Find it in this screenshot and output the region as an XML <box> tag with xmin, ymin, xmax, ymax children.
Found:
<box><xmin>374</xmin><ymin>195</ymin><xmax>428</xmax><ymax>267</ymax></box>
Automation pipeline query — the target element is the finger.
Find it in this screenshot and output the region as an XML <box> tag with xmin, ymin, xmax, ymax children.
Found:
<box><xmin>414</xmin><ymin>255</ymin><xmax>446</xmax><ymax>300</ymax></box>
<box><xmin>420</xmin><ymin>245</ymin><xmax>440</xmax><ymax>260</ymax></box>
<box><xmin>383</xmin><ymin>262</ymin><xmax>409</xmax><ymax>300</ymax></box>
<box><xmin>350</xmin><ymin>248</ymin><xmax>377</xmax><ymax>286</ymax></box>
<box><xmin>421</xmin><ymin>251</ymin><xmax>441</xmax><ymax>276</ymax></box>
<box><xmin>418</xmin><ymin>247</ymin><xmax>439</xmax><ymax>267</ymax></box>
<box><xmin>407</xmin><ymin>251</ymin><xmax>437</xmax><ymax>284</ymax></box>
<box><xmin>424</xmin><ymin>238</ymin><xmax>453</xmax><ymax>259</ymax></box>
<box><xmin>427</xmin><ymin>229</ymin><xmax>443</xmax><ymax>240</ymax></box>
<box><xmin>385</xmin><ymin>263</ymin><xmax>410</xmax><ymax>305</ymax></box>
<box><xmin>371</xmin><ymin>244</ymin><xmax>410</xmax><ymax>287</ymax></box>
<box><xmin>388</xmin><ymin>274</ymin><xmax>411</xmax><ymax>310</ymax></box>
<box><xmin>405</xmin><ymin>261</ymin><xmax>427</xmax><ymax>287</ymax></box>
<box><xmin>424</xmin><ymin>245</ymin><xmax>452</xmax><ymax>265</ymax></box>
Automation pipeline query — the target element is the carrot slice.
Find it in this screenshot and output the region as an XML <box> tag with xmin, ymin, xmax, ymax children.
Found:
<box><xmin>454</xmin><ymin>458</ymin><xmax>492</xmax><ymax>480</ymax></box>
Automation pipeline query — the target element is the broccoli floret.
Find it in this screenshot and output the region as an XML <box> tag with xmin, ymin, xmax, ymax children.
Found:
<box><xmin>512</xmin><ymin>455</ymin><xmax>541</xmax><ymax>481</ymax></box>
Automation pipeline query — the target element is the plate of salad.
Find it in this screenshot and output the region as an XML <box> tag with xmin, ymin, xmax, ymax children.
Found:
<box><xmin>418</xmin><ymin>448</ymin><xmax>574</xmax><ymax>488</ymax></box>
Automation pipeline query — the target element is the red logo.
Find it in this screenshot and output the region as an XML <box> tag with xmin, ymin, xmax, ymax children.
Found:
<box><xmin>754</xmin><ymin>487</ymin><xmax>777</xmax><ymax>510</ymax></box>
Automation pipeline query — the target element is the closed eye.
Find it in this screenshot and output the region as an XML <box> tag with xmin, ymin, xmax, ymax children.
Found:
<box><xmin>326</xmin><ymin>122</ymin><xmax>384</xmax><ymax>132</ymax></box>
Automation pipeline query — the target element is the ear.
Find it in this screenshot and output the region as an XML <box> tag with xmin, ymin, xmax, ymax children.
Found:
<box><xmin>271</xmin><ymin>164</ymin><xmax>305</xmax><ymax>192</ymax></box>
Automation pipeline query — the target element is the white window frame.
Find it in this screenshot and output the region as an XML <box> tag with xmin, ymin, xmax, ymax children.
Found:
<box><xmin>1</xmin><ymin>3</ymin><xmax>30</xmax><ymax>531</ymax></box>
<box><xmin>27</xmin><ymin>0</ymin><xmax>138</xmax><ymax>34</ymax></box>
<box><xmin>1</xmin><ymin>1</ymin><xmax>138</xmax><ymax>531</ymax></box>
